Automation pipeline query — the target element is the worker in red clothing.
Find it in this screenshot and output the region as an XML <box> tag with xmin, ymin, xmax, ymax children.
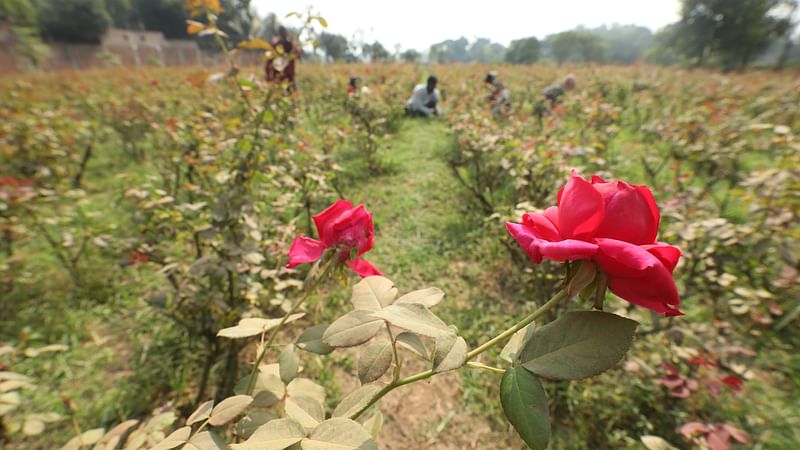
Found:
<box><xmin>265</xmin><ymin>26</ymin><xmax>301</xmax><ymax>92</ymax></box>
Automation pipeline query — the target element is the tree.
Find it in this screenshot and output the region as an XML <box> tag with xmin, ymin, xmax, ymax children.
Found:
<box><xmin>39</xmin><ymin>0</ymin><xmax>111</xmax><ymax>42</ymax></box>
<box><xmin>429</xmin><ymin>37</ymin><xmax>469</xmax><ymax>63</ymax></box>
<box><xmin>468</xmin><ymin>37</ymin><xmax>505</xmax><ymax>63</ymax></box>
<box><xmin>1</xmin><ymin>0</ymin><xmax>49</xmax><ymax>65</ymax></box>
<box><xmin>548</xmin><ymin>31</ymin><xmax>606</xmax><ymax>63</ymax></box>
<box><xmin>131</xmin><ymin>0</ymin><xmax>188</xmax><ymax>39</ymax></box>
<box><xmin>505</xmin><ymin>37</ymin><xmax>540</xmax><ymax>64</ymax></box>
<box><xmin>319</xmin><ymin>31</ymin><xmax>348</xmax><ymax>61</ymax></box>
<box><xmin>590</xmin><ymin>25</ymin><xmax>653</xmax><ymax>64</ymax></box>
<box><xmin>670</xmin><ymin>0</ymin><xmax>787</xmax><ymax>68</ymax></box>
<box><xmin>400</xmin><ymin>48</ymin><xmax>420</xmax><ymax>63</ymax></box>
<box><xmin>362</xmin><ymin>41</ymin><xmax>389</xmax><ymax>62</ymax></box>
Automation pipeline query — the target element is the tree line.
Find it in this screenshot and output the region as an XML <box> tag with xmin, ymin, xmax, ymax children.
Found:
<box><xmin>1</xmin><ymin>0</ymin><xmax>798</xmax><ymax>69</ymax></box>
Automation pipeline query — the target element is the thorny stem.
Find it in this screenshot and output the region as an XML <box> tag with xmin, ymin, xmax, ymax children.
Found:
<box><xmin>245</xmin><ymin>256</ymin><xmax>335</xmax><ymax>395</ymax></box>
<box><xmin>350</xmin><ymin>288</ymin><xmax>570</xmax><ymax>420</ymax></box>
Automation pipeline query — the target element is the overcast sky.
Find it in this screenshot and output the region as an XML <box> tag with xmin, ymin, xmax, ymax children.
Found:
<box><xmin>253</xmin><ymin>0</ymin><xmax>681</xmax><ymax>52</ymax></box>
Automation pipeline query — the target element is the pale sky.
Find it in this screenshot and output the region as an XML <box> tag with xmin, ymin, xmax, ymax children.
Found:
<box><xmin>253</xmin><ymin>0</ymin><xmax>681</xmax><ymax>52</ymax></box>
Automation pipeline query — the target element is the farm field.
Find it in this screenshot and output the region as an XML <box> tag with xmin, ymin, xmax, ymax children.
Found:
<box><xmin>1</xmin><ymin>63</ymin><xmax>799</xmax><ymax>450</ymax></box>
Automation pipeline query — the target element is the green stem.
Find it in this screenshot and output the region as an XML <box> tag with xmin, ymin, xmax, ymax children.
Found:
<box><xmin>350</xmin><ymin>288</ymin><xmax>569</xmax><ymax>420</ymax></box>
<box><xmin>466</xmin><ymin>361</ymin><xmax>505</xmax><ymax>374</ymax></box>
<box><xmin>245</xmin><ymin>258</ymin><xmax>333</xmax><ymax>394</ymax></box>
<box><xmin>466</xmin><ymin>288</ymin><xmax>568</xmax><ymax>360</ymax></box>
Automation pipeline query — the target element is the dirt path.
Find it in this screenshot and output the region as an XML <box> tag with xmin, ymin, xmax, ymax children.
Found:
<box><xmin>345</xmin><ymin>120</ymin><xmax>514</xmax><ymax>449</ymax></box>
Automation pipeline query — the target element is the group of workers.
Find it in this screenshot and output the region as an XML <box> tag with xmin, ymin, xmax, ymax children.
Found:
<box><xmin>264</xmin><ymin>27</ymin><xmax>575</xmax><ymax>117</ymax></box>
<box><xmin>402</xmin><ymin>72</ymin><xmax>576</xmax><ymax>118</ymax></box>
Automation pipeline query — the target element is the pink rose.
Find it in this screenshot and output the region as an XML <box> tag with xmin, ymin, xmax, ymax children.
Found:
<box><xmin>287</xmin><ymin>200</ymin><xmax>382</xmax><ymax>278</ymax></box>
<box><xmin>506</xmin><ymin>171</ymin><xmax>682</xmax><ymax>316</ymax></box>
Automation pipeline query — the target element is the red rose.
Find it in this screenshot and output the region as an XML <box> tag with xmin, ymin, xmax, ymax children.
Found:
<box><xmin>287</xmin><ymin>200</ymin><xmax>381</xmax><ymax>277</ymax></box>
<box><xmin>506</xmin><ymin>171</ymin><xmax>682</xmax><ymax>316</ymax></box>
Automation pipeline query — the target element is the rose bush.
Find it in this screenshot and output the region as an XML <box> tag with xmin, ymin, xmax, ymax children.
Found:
<box><xmin>507</xmin><ymin>171</ymin><xmax>683</xmax><ymax>316</ymax></box>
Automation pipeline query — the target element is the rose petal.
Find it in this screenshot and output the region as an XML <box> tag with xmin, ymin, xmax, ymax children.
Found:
<box><xmin>557</xmin><ymin>171</ymin><xmax>605</xmax><ymax>240</ymax></box>
<box><xmin>642</xmin><ymin>243</ymin><xmax>682</xmax><ymax>273</ymax></box>
<box><xmin>313</xmin><ymin>200</ymin><xmax>354</xmax><ymax>245</ymax></box>
<box><xmin>595</xmin><ymin>238</ymin><xmax>660</xmax><ymax>277</ymax></box>
<box><xmin>286</xmin><ymin>237</ymin><xmax>327</xmax><ymax>268</ymax></box>
<box><xmin>347</xmin><ymin>258</ymin><xmax>382</xmax><ymax>277</ymax></box>
<box><xmin>607</xmin><ymin>274</ymin><xmax>682</xmax><ymax>316</ymax></box>
<box><xmin>522</xmin><ymin>212</ymin><xmax>561</xmax><ymax>241</ymax></box>
<box><xmin>507</xmin><ymin>222</ymin><xmax>597</xmax><ymax>263</ymax></box>
<box><xmin>678</xmin><ymin>422</ymin><xmax>709</xmax><ymax>438</ymax></box>
<box><xmin>330</xmin><ymin>204</ymin><xmax>374</xmax><ymax>256</ymax></box>
<box><xmin>593</xmin><ymin>181</ymin><xmax>660</xmax><ymax>245</ymax></box>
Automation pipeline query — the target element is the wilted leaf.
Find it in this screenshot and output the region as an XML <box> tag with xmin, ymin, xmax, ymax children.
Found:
<box><xmin>296</xmin><ymin>324</ymin><xmax>334</xmax><ymax>355</ymax></box>
<box><xmin>520</xmin><ymin>310</ymin><xmax>638</xmax><ymax>380</ymax></box>
<box><xmin>499</xmin><ymin>323</ymin><xmax>536</xmax><ymax>364</ymax></box>
<box><xmin>500</xmin><ymin>367</ymin><xmax>550</xmax><ymax>450</ymax></box>
<box><xmin>323</xmin><ymin>310</ymin><xmax>383</xmax><ymax>347</ymax></box>
<box><xmin>394</xmin><ymin>287</ymin><xmax>445</xmax><ymax>308</ymax></box>
<box><xmin>371</xmin><ymin>303</ymin><xmax>452</xmax><ymax>338</ymax></box>
<box><xmin>351</xmin><ymin>276</ymin><xmax>397</xmax><ymax>310</ymax></box>
<box><xmin>235</xmin><ymin>366</ymin><xmax>284</xmax><ymax>408</ymax></box>
<box><xmin>231</xmin><ymin>418</ymin><xmax>305</xmax><ymax>450</ymax></box>
<box><xmin>151</xmin><ymin>426</ymin><xmax>191</xmax><ymax>450</ymax></box>
<box><xmin>301</xmin><ymin>418</ymin><xmax>378</xmax><ymax>450</ymax></box>
<box><xmin>395</xmin><ymin>332</ymin><xmax>428</xmax><ymax>359</ymax></box>
<box><xmin>332</xmin><ymin>384</ymin><xmax>382</xmax><ymax>418</ymax></box>
<box><xmin>279</xmin><ymin>345</ymin><xmax>300</xmax><ymax>384</ymax></box>
<box><xmin>238</xmin><ymin>38</ymin><xmax>274</xmax><ymax>50</ymax></box>
<box><xmin>208</xmin><ymin>395</ymin><xmax>253</xmax><ymax>426</ymax></box>
<box><xmin>357</xmin><ymin>341</ymin><xmax>394</xmax><ymax>384</ymax></box>
<box><xmin>432</xmin><ymin>334</ymin><xmax>467</xmax><ymax>373</ymax></box>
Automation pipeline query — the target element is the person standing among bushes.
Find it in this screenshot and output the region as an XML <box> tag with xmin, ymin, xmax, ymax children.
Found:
<box><xmin>266</xmin><ymin>26</ymin><xmax>301</xmax><ymax>92</ymax></box>
<box><xmin>405</xmin><ymin>75</ymin><xmax>441</xmax><ymax>117</ymax></box>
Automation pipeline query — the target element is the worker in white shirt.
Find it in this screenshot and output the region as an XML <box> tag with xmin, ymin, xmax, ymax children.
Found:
<box><xmin>406</xmin><ymin>75</ymin><xmax>441</xmax><ymax>117</ymax></box>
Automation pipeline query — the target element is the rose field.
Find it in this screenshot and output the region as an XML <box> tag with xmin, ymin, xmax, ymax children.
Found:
<box><xmin>1</xmin><ymin>61</ymin><xmax>799</xmax><ymax>450</ymax></box>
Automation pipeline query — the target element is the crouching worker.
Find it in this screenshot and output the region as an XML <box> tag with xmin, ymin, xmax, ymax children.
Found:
<box><xmin>406</xmin><ymin>75</ymin><xmax>441</xmax><ymax>117</ymax></box>
<box><xmin>485</xmin><ymin>71</ymin><xmax>510</xmax><ymax>115</ymax></box>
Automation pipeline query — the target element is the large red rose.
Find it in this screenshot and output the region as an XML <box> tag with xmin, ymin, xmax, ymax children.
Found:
<box><xmin>506</xmin><ymin>171</ymin><xmax>682</xmax><ymax>316</ymax></box>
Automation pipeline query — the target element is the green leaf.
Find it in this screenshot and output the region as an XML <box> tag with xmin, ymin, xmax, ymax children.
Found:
<box><xmin>500</xmin><ymin>367</ymin><xmax>550</xmax><ymax>450</ymax></box>
<box><xmin>314</xmin><ymin>16</ymin><xmax>329</xmax><ymax>28</ymax></box>
<box><xmin>184</xmin><ymin>431</ymin><xmax>226</xmax><ymax>450</ymax></box>
<box><xmin>231</xmin><ymin>418</ymin><xmax>305</xmax><ymax>450</ymax></box>
<box><xmin>357</xmin><ymin>341</ymin><xmax>394</xmax><ymax>384</ymax></box>
<box><xmin>235</xmin><ymin>365</ymin><xmax>284</xmax><ymax>408</ymax></box>
<box><xmin>151</xmin><ymin>426</ymin><xmax>191</xmax><ymax>450</ymax></box>
<box><xmin>235</xmin><ymin>412</ymin><xmax>277</xmax><ymax>439</ymax></box>
<box><xmin>60</xmin><ymin>428</ymin><xmax>106</xmax><ymax>450</ymax></box>
<box><xmin>520</xmin><ymin>310</ymin><xmax>638</xmax><ymax>380</ymax></box>
<box><xmin>323</xmin><ymin>310</ymin><xmax>383</xmax><ymax>348</ymax></box>
<box><xmin>279</xmin><ymin>345</ymin><xmax>300</xmax><ymax>384</ymax></box>
<box><xmin>395</xmin><ymin>332</ymin><xmax>428</xmax><ymax>360</ymax></box>
<box><xmin>499</xmin><ymin>323</ymin><xmax>536</xmax><ymax>364</ymax></box>
<box><xmin>351</xmin><ymin>276</ymin><xmax>397</xmax><ymax>311</ymax></box>
<box><xmin>332</xmin><ymin>384</ymin><xmax>382</xmax><ymax>418</ymax></box>
<box><xmin>361</xmin><ymin>410</ymin><xmax>383</xmax><ymax>439</ymax></box>
<box><xmin>287</xmin><ymin>378</ymin><xmax>326</xmax><ymax>406</ymax></box>
<box><xmin>371</xmin><ymin>303</ymin><xmax>452</xmax><ymax>338</ymax></box>
<box><xmin>394</xmin><ymin>287</ymin><xmax>445</xmax><ymax>308</ymax></box>
<box><xmin>296</xmin><ymin>324</ymin><xmax>334</xmax><ymax>355</ymax></box>
<box><xmin>432</xmin><ymin>334</ymin><xmax>468</xmax><ymax>373</ymax></box>
<box><xmin>187</xmin><ymin>400</ymin><xmax>214</xmax><ymax>425</ymax></box>
<box><xmin>301</xmin><ymin>418</ymin><xmax>378</xmax><ymax>450</ymax></box>
<box><xmin>218</xmin><ymin>314</ymin><xmax>305</xmax><ymax>339</ymax></box>
<box><xmin>208</xmin><ymin>395</ymin><xmax>253</xmax><ymax>426</ymax></box>
<box><xmin>285</xmin><ymin>396</ymin><xmax>324</xmax><ymax>432</ymax></box>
